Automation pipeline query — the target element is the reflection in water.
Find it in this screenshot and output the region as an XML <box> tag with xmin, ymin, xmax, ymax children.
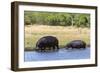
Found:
<box><xmin>24</xmin><ymin>48</ymin><xmax>90</xmax><ymax>62</ymax></box>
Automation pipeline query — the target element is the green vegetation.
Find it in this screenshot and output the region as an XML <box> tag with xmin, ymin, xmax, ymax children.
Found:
<box><xmin>24</xmin><ymin>11</ymin><xmax>90</xmax><ymax>28</ymax></box>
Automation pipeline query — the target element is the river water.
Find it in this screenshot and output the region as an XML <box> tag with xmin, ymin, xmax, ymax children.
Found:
<box><xmin>24</xmin><ymin>48</ymin><xmax>90</xmax><ymax>62</ymax></box>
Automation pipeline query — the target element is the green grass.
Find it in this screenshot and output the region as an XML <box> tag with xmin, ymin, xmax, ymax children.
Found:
<box><xmin>25</xmin><ymin>25</ymin><xmax>90</xmax><ymax>50</ymax></box>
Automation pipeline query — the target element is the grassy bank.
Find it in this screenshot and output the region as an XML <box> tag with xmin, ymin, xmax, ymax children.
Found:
<box><xmin>25</xmin><ymin>25</ymin><xmax>90</xmax><ymax>50</ymax></box>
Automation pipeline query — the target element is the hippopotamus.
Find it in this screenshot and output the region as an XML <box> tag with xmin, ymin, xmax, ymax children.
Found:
<box><xmin>35</xmin><ymin>36</ymin><xmax>59</xmax><ymax>52</ymax></box>
<box><xmin>66</xmin><ymin>40</ymin><xmax>86</xmax><ymax>49</ymax></box>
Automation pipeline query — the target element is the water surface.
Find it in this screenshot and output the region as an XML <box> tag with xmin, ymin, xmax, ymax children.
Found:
<box><xmin>24</xmin><ymin>48</ymin><xmax>90</xmax><ymax>62</ymax></box>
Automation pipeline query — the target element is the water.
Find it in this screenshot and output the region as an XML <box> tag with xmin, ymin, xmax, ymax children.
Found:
<box><xmin>24</xmin><ymin>48</ymin><xmax>90</xmax><ymax>62</ymax></box>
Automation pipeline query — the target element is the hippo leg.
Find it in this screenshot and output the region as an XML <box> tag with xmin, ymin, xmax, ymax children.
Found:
<box><xmin>55</xmin><ymin>45</ymin><xmax>59</xmax><ymax>50</ymax></box>
<box><xmin>50</xmin><ymin>47</ymin><xmax>52</xmax><ymax>51</ymax></box>
<box><xmin>50</xmin><ymin>46</ymin><xmax>54</xmax><ymax>51</ymax></box>
<box><xmin>41</xmin><ymin>47</ymin><xmax>45</xmax><ymax>52</ymax></box>
<box><xmin>54</xmin><ymin>45</ymin><xmax>58</xmax><ymax>51</ymax></box>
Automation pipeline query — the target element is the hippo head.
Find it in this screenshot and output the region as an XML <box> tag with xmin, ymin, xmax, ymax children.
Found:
<box><xmin>65</xmin><ymin>43</ymin><xmax>71</xmax><ymax>49</ymax></box>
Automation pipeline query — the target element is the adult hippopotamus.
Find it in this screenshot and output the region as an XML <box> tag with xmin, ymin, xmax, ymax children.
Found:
<box><xmin>35</xmin><ymin>36</ymin><xmax>59</xmax><ymax>52</ymax></box>
<box><xmin>66</xmin><ymin>40</ymin><xmax>86</xmax><ymax>49</ymax></box>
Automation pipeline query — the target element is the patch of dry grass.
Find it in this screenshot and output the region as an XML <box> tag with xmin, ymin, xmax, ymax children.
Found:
<box><xmin>25</xmin><ymin>25</ymin><xmax>90</xmax><ymax>50</ymax></box>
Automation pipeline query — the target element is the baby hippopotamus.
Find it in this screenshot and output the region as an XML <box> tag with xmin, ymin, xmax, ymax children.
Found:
<box><xmin>66</xmin><ymin>40</ymin><xmax>86</xmax><ymax>49</ymax></box>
